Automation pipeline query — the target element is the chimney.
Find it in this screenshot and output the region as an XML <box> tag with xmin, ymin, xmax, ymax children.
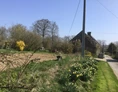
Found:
<box><xmin>87</xmin><ymin>32</ymin><xmax>91</xmax><ymax>36</ymax></box>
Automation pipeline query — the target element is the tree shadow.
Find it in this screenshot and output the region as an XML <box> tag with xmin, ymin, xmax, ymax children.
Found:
<box><xmin>106</xmin><ymin>59</ymin><xmax>118</xmax><ymax>62</ymax></box>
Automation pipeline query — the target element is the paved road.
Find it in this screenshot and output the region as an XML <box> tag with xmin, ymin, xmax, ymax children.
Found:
<box><xmin>104</xmin><ymin>55</ymin><xmax>118</xmax><ymax>79</ymax></box>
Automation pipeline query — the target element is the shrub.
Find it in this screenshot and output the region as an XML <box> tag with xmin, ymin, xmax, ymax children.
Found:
<box><xmin>23</xmin><ymin>32</ymin><xmax>42</xmax><ymax>51</ymax></box>
<box><xmin>72</xmin><ymin>40</ymin><xmax>81</xmax><ymax>53</ymax></box>
<box><xmin>61</xmin><ymin>42</ymin><xmax>73</xmax><ymax>53</ymax></box>
<box><xmin>58</xmin><ymin>57</ymin><xmax>98</xmax><ymax>91</ymax></box>
<box><xmin>85</xmin><ymin>50</ymin><xmax>92</xmax><ymax>57</ymax></box>
<box><xmin>114</xmin><ymin>53</ymin><xmax>118</xmax><ymax>59</ymax></box>
<box><xmin>16</xmin><ymin>40</ymin><xmax>25</xmax><ymax>51</ymax></box>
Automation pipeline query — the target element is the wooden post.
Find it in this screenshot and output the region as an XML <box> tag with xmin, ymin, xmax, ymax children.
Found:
<box><xmin>82</xmin><ymin>0</ymin><xmax>86</xmax><ymax>57</ymax></box>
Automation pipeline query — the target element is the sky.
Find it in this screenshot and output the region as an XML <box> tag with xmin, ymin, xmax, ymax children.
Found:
<box><xmin>0</xmin><ymin>0</ymin><xmax>118</xmax><ymax>44</ymax></box>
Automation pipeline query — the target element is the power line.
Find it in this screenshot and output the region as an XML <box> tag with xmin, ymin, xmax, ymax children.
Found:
<box><xmin>96</xmin><ymin>0</ymin><xmax>118</xmax><ymax>19</ymax></box>
<box><xmin>93</xmin><ymin>32</ymin><xmax>118</xmax><ymax>34</ymax></box>
<box><xmin>68</xmin><ymin>0</ymin><xmax>81</xmax><ymax>34</ymax></box>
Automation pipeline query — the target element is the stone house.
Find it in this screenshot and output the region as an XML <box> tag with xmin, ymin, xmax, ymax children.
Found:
<box><xmin>71</xmin><ymin>31</ymin><xmax>101</xmax><ymax>55</ymax></box>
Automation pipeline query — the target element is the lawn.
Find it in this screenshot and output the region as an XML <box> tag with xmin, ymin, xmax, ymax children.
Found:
<box><xmin>90</xmin><ymin>61</ymin><xmax>118</xmax><ymax>92</ymax></box>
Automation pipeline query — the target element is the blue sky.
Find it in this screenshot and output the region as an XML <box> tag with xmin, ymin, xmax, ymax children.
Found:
<box><xmin>0</xmin><ymin>0</ymin><xmax>118</xmax><ymax>44</ymax></box>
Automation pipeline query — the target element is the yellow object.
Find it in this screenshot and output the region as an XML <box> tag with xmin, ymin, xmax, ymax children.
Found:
<box><xmin>76</xmin><ymin>74</ymin><xmax>79</xmax><ymax>77</ymax></box>
<box><xmin>16</xmin><ymin>40</ymin><xmax>25</xmax><ymax>51</ymax></box>
<box><xmin>73</xmin><ymin>72</ymin><xmax>76</xmax><ymax>74</ymax></box>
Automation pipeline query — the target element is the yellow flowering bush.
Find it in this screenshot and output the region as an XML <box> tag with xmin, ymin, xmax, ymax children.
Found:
<box><xmin>69</xmin><ymin>63</ymin><xmax>83</xmax><ymax>82</ymax></box>
<box><xmin>16</xmin><ymin>40</ymin><xmax>25</xmax><ymax>51</ymax></box>
<box><xmin>58</xmin><ymin>58</ymin><xmax>98</xmax><ymax>91</ymax></box>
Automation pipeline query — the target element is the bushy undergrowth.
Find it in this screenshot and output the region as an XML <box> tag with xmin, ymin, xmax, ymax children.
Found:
<box><xmin>0</xmin><ymin>55</ymin><xmax>98</xmax><ymax>92</ymax></box>
<box><xmin>57</xmin><ymin>57</ymin><xmax>98</xmax><ymax>92</ymax></box>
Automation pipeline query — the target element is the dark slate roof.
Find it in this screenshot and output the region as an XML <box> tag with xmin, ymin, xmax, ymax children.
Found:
<box><xmin>71</xmin><ymin>31</ymin><xmax>83</xmax><ymax>41</ymax></box>
<box><xmin>88</xmin><ymin>34</ymin><xmax>100</xmax><ymax>45</ymax></box>
<box><xmin>71</xmin><ymin>31</ymin><xmax>100</xmax><ymax>47</ymax></box>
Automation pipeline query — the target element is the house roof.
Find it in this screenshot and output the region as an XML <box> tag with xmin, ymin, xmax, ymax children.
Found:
<box><xmin>71</xmin><ymin>31</ymin><xmax>100</xmax><ymax>47</ymax></box>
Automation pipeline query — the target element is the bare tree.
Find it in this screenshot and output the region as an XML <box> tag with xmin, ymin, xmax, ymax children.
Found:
<box><xmin>97</xmin><ymin>40</ymin><xmax>106</xmax><ymax>53</ymax></box>
<box><xmin>0</xmin><ymin>26</ymin><xmax>7</xmax><ymax>48</ymax></box>
<box><xmin>114</xmin><ymin>41</ymin><xmax>118</xmax><ymax>46</ymax></box>
<box><xmin>114</xmin><ymin>41</ymin><xmax>118</xmax><ymax>52</ymax></box>
<box><xmin>33</xmin><ymin>19</ymin><xmax>51</xmax><ymax>47</ymax></box>
<box><xmin>0</xmin><ymin>26</ymin><xmax>7</xmax><ymax>40</ymax></box>
<box><xmin>107</xmin><ymin>43</ymin><xmax>117</xmax><ymax>56</ymax></box>
<box><xmin>50</xmin><ymin>22</ymin><xmax>58</xmax><ymax>50</ymax></box>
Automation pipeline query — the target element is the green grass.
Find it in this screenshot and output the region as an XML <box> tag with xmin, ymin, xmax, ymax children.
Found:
<box><xmin>0</xmin><ymin>49</ymin><xmax>52</xmax><ymax>54</ymax></box>
<box><xmin>90</xmin><ymin>61</ymin><xmax>118</xmax><ymax>92</ymax></box>
<box><xmin>0</xmin><ymin>56</ymin><xmax>72</xmax><ymax>92</ymax></box>
<box><xmin>0</xmin><ymin>54</ymin><xmax>118</xmax><ymax>92</ymax></box>
<box><xmin>0</xmin><ymin>49</ymin><xmax>18</xmax><ymax>53</ymax></box>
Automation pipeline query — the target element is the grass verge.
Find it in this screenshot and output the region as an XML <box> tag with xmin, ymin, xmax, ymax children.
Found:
<box><xmin>90</xmin><ymin>61</ymin><xmax>118</xmax><ymax>92</ymax></box>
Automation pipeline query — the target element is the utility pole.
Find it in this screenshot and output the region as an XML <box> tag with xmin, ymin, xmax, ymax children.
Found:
<box><xmin>112</xmin><ymin>44</ymin><xmax>113</xmax><ymax>56</ymax></box>
<box><xmin>82</xmin><ymin>0</ymin><xmax>86</xmax><ymax>57</ymax></box>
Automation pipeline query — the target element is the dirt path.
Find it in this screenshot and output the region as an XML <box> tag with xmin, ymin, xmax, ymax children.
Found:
<box><xmin>0</xmin><ymin>53</ymin><xmax>57</xmax><ymax>71</ymax></box>
<box><xmin>30</xmin><ymin>53</ymin><xmax>57</xmax><ymax>62</ymax></box>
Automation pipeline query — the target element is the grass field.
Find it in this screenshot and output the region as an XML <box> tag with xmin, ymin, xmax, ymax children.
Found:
<box><xmin>90</xmin><ymin>61</ymin><xmax>118</xmax><ymax>92</ymax></box>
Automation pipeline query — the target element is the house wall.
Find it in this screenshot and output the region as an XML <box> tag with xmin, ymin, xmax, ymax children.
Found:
<box><xmin>85</xmin><ymin>37</ymin><xmax>96</xmax><ymax>54</ymax></box>
<box><xmin>71</xmin><ymin>31</ymin><xmax>101</xmax><ymax>55</ymax></box>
